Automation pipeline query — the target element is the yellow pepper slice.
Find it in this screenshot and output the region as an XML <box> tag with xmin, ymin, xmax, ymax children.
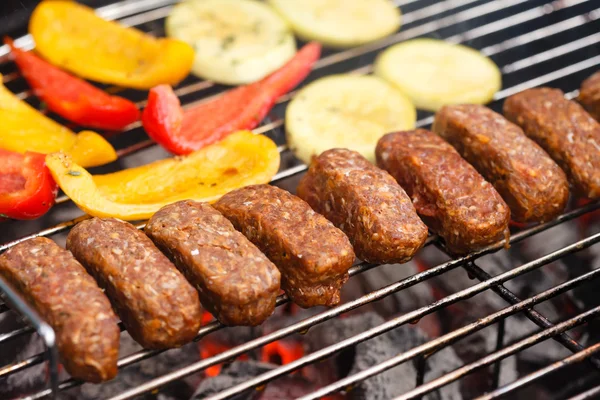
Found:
<box><xmin>0</xmin><ymin>76</ymin><xmax>116</xmax><ymax>167</ymax></box>
<box><xmin>45</xmin><ymin>131</ymin><xmax>281</xmax><ymax>220</ymax></box>
<box><xmin>30</xmin><ymin>1</ymin><xmax>194</xmax><ymax>89</ymax></box>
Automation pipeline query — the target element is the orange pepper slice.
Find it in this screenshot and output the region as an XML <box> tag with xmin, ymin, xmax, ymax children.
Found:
<box><xmin>45</xmin><ymin>131</ymin><xmax>280</xmax><ymax>220</ymax></box>
<box><xmin>30</xmin><ymin>1</ymin><xmax>194</xmax><ymax>89</ymax></box>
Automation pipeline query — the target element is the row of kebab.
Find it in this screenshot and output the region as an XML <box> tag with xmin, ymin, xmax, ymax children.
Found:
<box><xmin>1</xmin><ymin>0</ymin><xmax>600</xmax><ymax>386</ymax></box>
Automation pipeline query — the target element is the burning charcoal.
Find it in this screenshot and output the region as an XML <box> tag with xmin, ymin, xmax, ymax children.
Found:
<box><xmin>305</xmin><ymin>312</ymin><xmax>462</xmax><ymax>400</ymax></box>
<box><xmin>190</xmin><ymin>360</ymin><xmax>329</xmax><ymax>400</ymax></box>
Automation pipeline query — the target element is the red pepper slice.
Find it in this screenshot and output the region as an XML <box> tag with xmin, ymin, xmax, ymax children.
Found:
<box><xmin>5</xmin><ymin>38</ymin><xmax>140</xmax><ymax>131</ymax></box>
<box><xmin>0</xmin><ymin>149</ymin><xmax>58</xmax><ymax>220</ymax></box>
<box><xmin>142</xmin><ymin>42</ymin><xmax>322</xmax><ymax>155</ymax></box>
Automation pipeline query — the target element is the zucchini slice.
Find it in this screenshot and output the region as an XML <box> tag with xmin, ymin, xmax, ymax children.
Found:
<box><xmin>267</xmin><ymin>0</ymin><xmax>401</xmax><ymax>48</ymax></box>
<box><xmin>166</xmin><ymin>0</ymin><xmax>296</xmax><ymax>85</ymax></box>
<box><xmin>286</xmin><ymin>74</ymin><xmax>416</xmax><ymax>164</ymax></box>
<box><xmin>375</xmin><ymin>38</ymin><xmax>502</xmax><ymax>111</ymax></box>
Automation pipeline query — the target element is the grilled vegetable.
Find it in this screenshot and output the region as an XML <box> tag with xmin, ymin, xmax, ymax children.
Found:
<box><xmin>0</xmin><ymin>150</ymin><xmax>58</xmax><ymax>220</ymax></box>
<box><xmin>166</xmin><ymin>0</ymin><xmax>296</xmax><ymax>85</ymax></box>
<box><xmin>29</xmin><ymin>1</ymin><xmax>194</xmax><ymax>89</ymax></box>
<box><xmin>374</xmin><ymin>38</ymin><xmax>501</xmax><ymax>111</ymax></box>
<box><xmin>0</xmin><ymin>76</ymin><xmax>116</xmax><ymax>168</ymax></box>
<box><xmin>267</xmin><ymin>0</ymin><xmax>401</xmax><ymax>48</ymax></box>
<box><xmin>285</xmin><ymin>74</ymin><xmax>416</xmax><ymax>164</ymax></box>
<box><xmin>143</xmin><ymin>42</ymin><xmax>320</xmax><ymax>155</ymax></box>
<box><xmin>45</xmin><ymin>131</ymin><xmax>280</xmax><ymax>220</ymax></box>
<box><xmin>6</xmin><ymin>38</ymin><xmax>139</xmax><ymax>131</ymax></box>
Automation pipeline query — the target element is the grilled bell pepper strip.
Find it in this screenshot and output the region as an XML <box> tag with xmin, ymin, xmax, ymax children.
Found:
<box><xmin>29</xmin><ymin>1</ymin><xmax>194</xmax><ymax>89</ymax></box>
<box><xmin>142</xmin><ymin>42</ymin><xmax>321</xmax><ymax>155</ymax></box>
<box><xmin>45</xmin><ymin>131</ymin><xmax>280</xmax><ymax>220</ymax></box>
<box><xmin>6</xmin><ymin>38</ymin><xmax>140</xmax><ymax>131</ymax></box>
<box><xmin>0</xmin><ymin>76</ymin><xmax>116</xmax><ymax>168</ymax></box>
<box><xmin>0</xmin><ymin>150</ymin><xmax>58</xmax><ymax>220</ymax></box>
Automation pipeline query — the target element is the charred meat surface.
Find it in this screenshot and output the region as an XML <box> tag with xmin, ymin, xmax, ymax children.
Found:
<box><xmin>145</xmin><ymin>200</ymin><xmax>281</xmax><ymax>326</ymax></box>
<box><xmin>376</xmin><ymin>129</ymin><xmax>510</xmax><ymax>255</ymax></box>
<box><xmin>297</xmin><ymin>148</ymin><xmax>428</xmax><ymax>263</ymax></box>
<box><xmin>504</xmin><ymin>87</ymin><xmax>600</xmax><ymax>199</ymax></box>
<box><xmin>433</xmin><ymin>104</ymin><xmax>569</xmax><ymax>222</ymax></box>
<box><xmin>67</xmin><ymin>218</ymin><xmax>203</xmax><ymax>349</ymax></box>
<box><xmin>214</xmin><ymin>184</ymin><xmax>355</xmax><ymax>308</ymax></box>
<box><xmin>578</xmin><ymin>70</ymin><xmax>600</xmax><ymax>122</ymax></box>
<box><xmin>0</xmin><ymin>237</ymin><xmax>119</xmax><ymax>382</ymax></box>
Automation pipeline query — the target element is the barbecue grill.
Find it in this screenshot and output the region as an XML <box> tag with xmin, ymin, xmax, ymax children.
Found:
<box><xmin>1</xmin><ymin>0</ymin><xmax>600</xmax><ymax>399</ymax></box>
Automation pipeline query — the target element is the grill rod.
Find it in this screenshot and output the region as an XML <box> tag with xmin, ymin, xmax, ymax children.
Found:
<box><xmin>476</xmin><ymin>342</ymin><xmax>600</xmax><ymax>399</ymax></box>
<box><xmin>0</xmin><ymin>278</ymin><xmax>58</xmax><ymax>398</ymax></box>
<box><xmin>204</xmin><ymin>232</ymin><xmax>600</xmax><ymax>400</ymax></box>
<box><xmin>392</xmin><ymin>305</ymin><xmax>600</xmax><ymax>400</ymax></box>
<box><xmin>568</xmin><ymin>384</ymin><xmax>600</xmax><ymax>400</ymax></box>
<box><xmin>457</xmin><ymin>256</ymin><xmax>600</xmax><ymax>370</ymax></box>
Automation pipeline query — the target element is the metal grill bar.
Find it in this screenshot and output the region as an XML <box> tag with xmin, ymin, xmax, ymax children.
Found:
<box><xmin>477</xmin><ymin>342</ymin><xmax>600</xmax><ymax>400</ymax></box>
<box><xmin>568</xmin><ymin>384</ymin><xmax>600</xmax><ymax>400</ymax></box>
<box><xmin>0</xmin><ymin>277</ymin><xmax>58</xmax><ymax>396</ymax></box>
<box><xmin>455</xmin><ymin>258</ymin><xmax>600</xmax><ymax>370</ymax></box>
<box><xmin>392</xmin><ymin>306</ymin><xmax>600</xmax><ymax>400</ymax></box>
<box><xmin>0</xmin><ymin>325</ymin><xmax>33</xmax><ymax>345</ymax></box>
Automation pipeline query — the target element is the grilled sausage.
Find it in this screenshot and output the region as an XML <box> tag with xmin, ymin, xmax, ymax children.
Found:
<box><xmin>433</xmin><ymin>104</ymin><xmax>569</xmax><ymax>222</ymax></box>
<box><xmin>504</xmin><ymin>87</ymin><xmax>600</xmax><ymax>199</ymax></box>
<box><xmin>0</xmin><ymin>237</ymin><xmax>119</xmax><ymax>382</ymax></box>
<box><xmin>376</xmin><ymin>129</ymin><xmax>510</xmax><ymax>255</ymax></box>
<box><xmin>578</xmin><ymin>70</ymin><xmax>600</xmax><ymax>122</ymax></box>
<box><xmin>214</xmin><ymin>184</ymin><xmax>355</xmax><ymax>308</ymax></box>
<box><xmin>67</xmin><ymin>218</ymin><xmax>203</xmax><ymax>349</ymax></box>
<box><xmin>145</xmin><ymin>200</ymin><xmax>281</xmax><ymax>326</ymax></box>
<box><xmin>296</xmin><ymin>148</ymin><xmax>428</xmax><ymax>263</ymax></box>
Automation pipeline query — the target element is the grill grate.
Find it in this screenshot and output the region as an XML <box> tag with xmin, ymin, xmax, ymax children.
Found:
<box><xmin>1</xmin><ymin>0</ymin><xmax>600</xmax><ymax>399</ymax></box>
